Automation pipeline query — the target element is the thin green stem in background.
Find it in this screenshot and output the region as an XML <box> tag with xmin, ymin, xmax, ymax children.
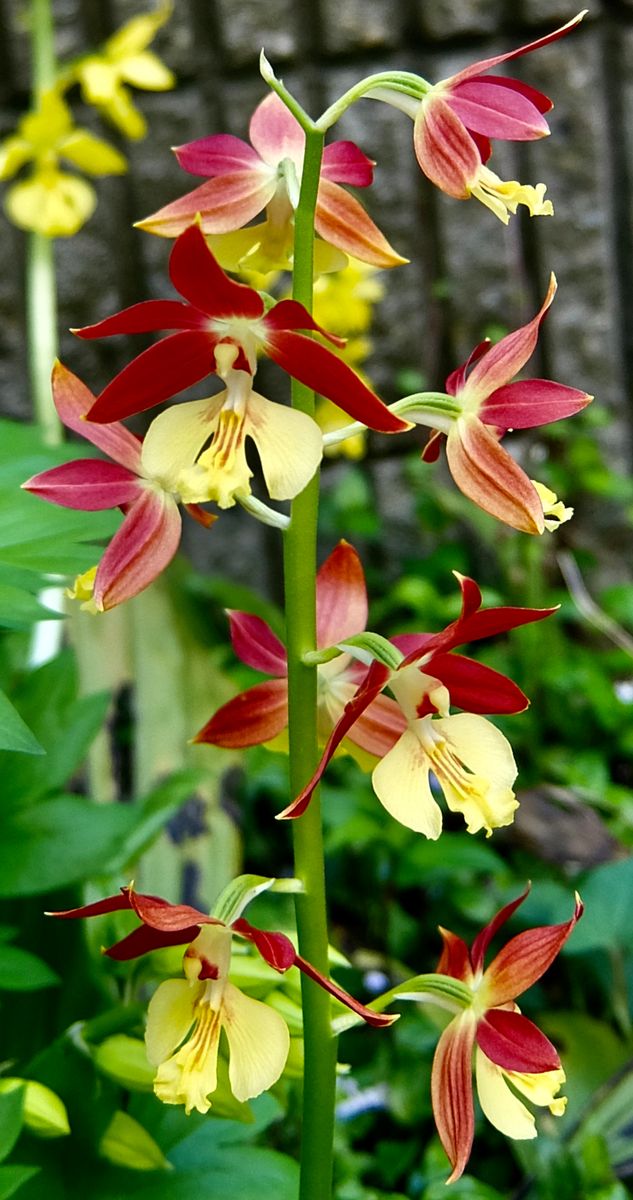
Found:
<box><xmin>282</xmin><ymin>116</ymin><xmax>338</xmax><ymax>1200</ymax></box>
<box><xmin>28</xmin><ymin>0</ymin><xmax>62</xmax><ymax>446</ymax></box>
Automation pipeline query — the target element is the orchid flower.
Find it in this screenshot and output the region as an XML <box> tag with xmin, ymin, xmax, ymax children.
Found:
<box><xmin>195</xmin><ymin>540</ymin><xmax>405</xmax><ymax>759</ymax></box>
<box><xmin>370</xmin><ymin>13</ymin><xmax>585</xmax><ymax>222</ymax></box>
<box><xmin>22</xmin><ymin>363</ymin><xmax>211</xmax><ymax>611</ymax></box>
<box><xmin>403</xmin><ymin>275</ymin><xmax>591</xmax><ymax>533</ymax></box>
<box><xmin>49</xmin><ymin>885</ymin><xmax>395</xmax><ymax>1114</ymax></box>
<box><xmin>278</xmin><ymin>573</ymin><xmax>555</xmax><ymax>836</ymax></box>
<box><xmin>74</xmin><ymin>224</ymin><xmax>410</xmax><ymax>434</ymax></box>
<box><xmin>137</xmin><ymin>92</ymin><xmax>406</xmax><ymax>271</ymax></box>
<box><xmin>402</xmin><ymin>888</ymin><xmax>583</xmax><ymax>1181</ymax></box>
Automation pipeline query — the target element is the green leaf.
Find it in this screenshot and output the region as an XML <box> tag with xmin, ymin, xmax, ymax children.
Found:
<box><xmin>0</xmin><ymin>582</ymin><xmax>63</xmax><ymax>630</ymax></box>
<box><xmin>0</xmin><ymin>796</ymin><xmax>137</xmax><ymax>897</ymax></box>
<box><xmin>0</xmin><ymin>689</ymin><xmax>43</xmax><ymax>755</ymax></box>
<box><xmin>0</xmin><ymin>1166</ymin><xmax>40</xmax><ymax>1200</ymax></box>
<box><xmin>0</xmin><ymin>944</ymin><xmax>60</xmax><ymax>991</ymax></box>
<box><xmin>571</xmin><ymin>1060</ymin><xmax>633</xmax><ymax>1168</ymax></box>
<box><xmin>564</xmin><ymin>858</ymin><xmax>633</xmax><ymax>954</ymax></box>
<box><xmin>103</xmin><ymin>770</ymin><xmax>210</xmax><ymax>874</ymax></box>
<box><xmin>0</xmin><ymin>1086</ymin><xmax>24</xmax><ymax>1162</ymax></box>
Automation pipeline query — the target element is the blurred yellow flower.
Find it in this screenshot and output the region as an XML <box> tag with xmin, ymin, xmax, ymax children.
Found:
<box><xmin>0</xmin><ymin>89</ymin><xmax>126</xmax><ymax>236</ymax></box>
<box><xmin>67</xmin><ymin>3</ymin><xmax>175</xmax><ymax>139</ymax></box>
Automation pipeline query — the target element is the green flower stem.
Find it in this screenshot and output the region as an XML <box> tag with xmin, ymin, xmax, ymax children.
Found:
<box><xmin>316</xmin><ymin>71</ymin><xmax>429</xmax><ymax>131</ymax></box>
<box><xmin>282</xmin><ymin>117</ymin><xmax>337</xmax><ymax>1200</ymax></box>
<box><xmin>28</xmin><ymin>0</ymin><xmax>61</xmax><ymax>446</ymax></box>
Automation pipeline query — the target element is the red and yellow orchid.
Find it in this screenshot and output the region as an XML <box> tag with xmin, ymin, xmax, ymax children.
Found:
<box><xmin>22</xmin><ymin>362</ymin><xmax>211</xmax><ymax>611</ymax></box>
<box><xmin>195</xmin><ymin>540</ymin><xmax>404</xmax><ymax>759</ymax></box>
<box><xmin>407</xmin><ymin>888</ymin><xmax>583</xmax><ymax>1181</ymax></box>
<box><xmin>49</xmin><ymin>886</ymin><xmax>395</xmax><ymax>1114</ymax></box>
<box><xmin>278</xmin><ymin>573</ymin><xmax>555</xmax><ymax>836</ymax></box>
<box><xmin>412</xmin><ymin>275</ymin><xmax>591</xmax><ymax>533</ymax></box>
<box><xmin>74</xmin><ymin>224</ymin><xmax>410</xmax><ymax>433</ymax></box>
<box><xmin>372</xmin><ymin>13</ymin><xmax>585</xmax><ymax>222</ymax></box>
<box><xmin>137</xmin><ymin>92</ymin><xmax>406</xmax><ymax>272</ymax></box>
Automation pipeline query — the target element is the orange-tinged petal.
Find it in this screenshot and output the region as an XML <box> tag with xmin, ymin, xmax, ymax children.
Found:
<box><xmin>482</xmin><ymin>896</ymin><xmax>583</xmax><ymax>1008</ymax></box>
<box><xmin>136</xmin><ymin>171</ymin><xmax>276</xmax><ymax>237</ymax></box>
<box><xmin>316</xmin><ymin>540</ymin><xmax>368</xmax><ymax>648</ymax></box>
<box><xmin>194</xmin><ymin>678</ymin><xmax>289</xmax><ymax>748</ymax></box>
<box><xmin>460</xmin><ymin>274</ymin><xmax>557</xmax><ymax>406</ymax></box>
<box><xmin>413</xmin><ymin>96</ymin><xmax>480</xmax><ymax>197</ymax></box>
<box><xmin>446</xmin><ymin>417</ymin><xmax>545</xmax><ymax>534</ymax></box>
<box><xmin>431</xmin><ymin>1012</ymin><xmax>477</xmax><ymax>1183</ymax></box>
<box><xmin>315</xmin><ymin>178</ymin><xmax>407</xmax><ymax>268</ymax></box>
<box><xmin>93</xmin><ymin>488</ymin><xmax>181</xmax><ymax>610</ymax></box>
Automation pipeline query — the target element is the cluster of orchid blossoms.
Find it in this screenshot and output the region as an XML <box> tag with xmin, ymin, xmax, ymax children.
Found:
<box><xmin>24</xmin><ymin>9</ymin><xmax>591</xmax><ymax>1186</ymax></box>
<box><xmin>48</xmin><ymin>882</ymin><xmax>582</xmax><ymax>1182</ymax></box>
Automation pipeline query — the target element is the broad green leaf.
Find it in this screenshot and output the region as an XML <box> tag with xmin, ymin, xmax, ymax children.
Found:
<box><xmin>0</xmin><ymin>796</ymin><xmax>137</xmax><ymax>896</ymax></box>
<box><xmin>0</xmin><ymin>582</ymin><xmax>63</xmax><ymax>629</ymax></box>
<box><xmin>0</xmin><ymin>1086</ymin><xmax>24</xmax><ymax>1162</ymax></box>
<box><xmin>570</xmin><ymin>1060</ymin><xmax>633</xmax><ymax>1168</ymax></box>
<box><xmin>104</xmin><ymin>770</ymin><xmax>210</xmax><ymax>874</ymax></box>
<box><xmin>0</xmin><ymin>689</ymin><xmax>43</xmax><ymax>755</ymax></box>
<box><xmin>0</xmin><ymin>1166</ymin><xmax>40</xmax><ymax>1200</ymax></box>
<box><xmin>0</xmin><ymin>944</ymin><xmax>59</xmax><ymax>990</ymax></box>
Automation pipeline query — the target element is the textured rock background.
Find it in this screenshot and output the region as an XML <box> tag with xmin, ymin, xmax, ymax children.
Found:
<box><xmin>0</xmin><ymin>0</ymin><xmax>630</xmax><ymax>591</ymax></box>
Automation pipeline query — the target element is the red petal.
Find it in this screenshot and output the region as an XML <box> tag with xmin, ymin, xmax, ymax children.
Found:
<box><xmin>446</xmin><ymin>418</ymin><xmax>545</xmax><ymax>534</ymax></box>
<box><xmin>470</xmin><ymin>887</ymin><xmax>531</xmax><ymax>973</ymax></box>
<box><xmin>447</xmin><ymin>13</ymin><xmax>586</xmax><ymax>87</ymax></box>
<box><xmin>316</xmin><ymin>540</ymin><xmax>368</xmax><ymax>648</ymax></box>
<box><xmin>262</xmin><ymin>299</ymin><xmax>344</xmax><ymax>345</ymax></box>
<box><xmin>294</xmin><ymin>953</ymin><xmax>397</xmax><ymax>1028</ymax></box>
<box><xmin>138</xmin><ymin>173</ymin><xmax>276</xmax><ymax>237</ymax></box>
<box><xmin>449</xmin><ymin>78</ymin><xmax>551</xmax><ymax>140</ymax></box>
<box><xmin>169</xmin><ymin>224</ymin><xmax>264</xmax><ymax>320</ymax></box>
<box><xmin>431</xmin><ymin>1015</ymin><xmax>477</xmax><ymax>1183</ymax></box>
<box><xmin>51</xmin><ymin>362</ymin><xmax>143</xmax><ymax>471</ymax></box>
<box><xmin>264</xmin><ymin>330</ymin><xmax>410</xmax><ymax>434</ymax></box>
<box><xmin>232</xmin><ymin>918</ymin><xmax>296</xmax><ymax>971</ymax></box>
<box><xmin>74</xmin><ymin>299</ymin><xmax>205</xmax><ymax>338</ymax></box>
<box><xmin>321</xmin><ymin>140</ymin><xmax>374</xmax><ymax>186</ymax></box>
<box><xmin>427</xmin><ymin>653</ymin><xmax>529</xmax><ymax>715</ymax></box>
<box><xmin>174</xmin><ymin>134</ymin><xmax>263</xmax><ymax>176</ymax></box>
<box><xmin>315</xmin><ymin>179</ymin><xmax>407</xmax><ymax>268</ymax></box>
<box><xmin>413</xmin><ymin>97</ymin><xmax>480</xmax><ymax>197</ymax></box>
<box><xmin>445</xmin><ymin>339</ymin><xmax>491</xmax><ymax>397</ymax></box>
<box><xmin>277</xmin><ymin>661</ymin><xmax>391</xmax><ymax>819</ymax></box>
<box><xmin>477</xmin><ymin>1009</ymin><xmax>560</xmax><ymax>1073</ymax></box>
<box><xmin>483</xmin><ymin>897</ymin><xmax>583</xmax><ymax>1007</ymax></box>
<box><xmin>462</xmin><ymin>275</ymin><xmax>557</xmax><ymax>403</ymax></box>
<box><xmin>130</xmin><ymin>890</ymin><xmax>212</xmax><ymax>930</ymax></box>
<box><xmin>87</xmin><ymin>330</ymin><xmax>217</xmax><ymax>423</ymax></box>
<box><xmin>46</xmin><ymin>890</ymin><xmax>132</xmax><ymax>919</ymax></box>
<box><xmin>194</xmin><ymin>678</ymin><xmax>289</xmax><ymax>748</ymax></box>
<box><xmin>436</xmin><ymin>928</ymin><xmax>472</xmax><ymax>981</ymax></box>
<box><xmin>227</xmin><ymin>610</ymin><xmax>287</xmax><ymax>675</ymax></box>
<box><xmin>94</xmin><ymin>490</ymin><xmax>181</xmax><ymax>610</ymax></box>
<box><xmin>104</xmin><ymin>924</ymin><xmax>201</xmax><ymax>960</ymax></box>
<box><xmin>480</xmin><ymin>379</ymin><xmax>592</xmax><ymax>431</ymax></box>
<box><xmin>24</xmin><ymin>459</ymin><xmax>141</xmax><ymax>511</ymax></box>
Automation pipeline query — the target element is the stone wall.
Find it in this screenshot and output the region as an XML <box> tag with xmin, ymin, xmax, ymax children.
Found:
<box><xmin>1</xmin><ymin>0</ymin><xmax>630</xmax><ymax>589</ymax></box>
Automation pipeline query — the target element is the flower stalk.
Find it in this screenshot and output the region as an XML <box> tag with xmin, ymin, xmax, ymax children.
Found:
<box><xmin>281</xmin><ymin>111</ymin><xmax>338</xmax><ymax>1200</ymax></box>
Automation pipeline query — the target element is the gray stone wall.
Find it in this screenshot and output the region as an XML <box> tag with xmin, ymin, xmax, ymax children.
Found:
<box><xmin>1</xmin><ymin>0</ymin><xmax>630</xmax><ymax>588</ymax></box>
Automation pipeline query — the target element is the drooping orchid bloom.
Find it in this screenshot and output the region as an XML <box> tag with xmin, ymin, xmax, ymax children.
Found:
<box><xmin>371</xmin><ymin>13</ymin><xmax>585</xmax><ymax>222</ymax></box>
<box><xmin>412</xmin><ymin>275</ymin><xmax>591</xmax><ymax>533</ymax></box>
<box><xmin>278</xmin><ymin>573</ymin><xmax>556</xmax><ymax>834</ymax></box>
<box><xmin>22</xmin><ymin>362</ymin><xmax>212</xmax><ymax>611</ymax></box>
<box><xmin>404</xmin><ymin>887</ymin><xmax>583</xmax><ymax>1181</ymax></box>
<box><xmin>195</xmin><ymin>540</ymin><xmax>405</xmax><ymax>759</ymax></box>
<box><xmin>74</xmin><ymin>224</ymin><xmax>410</xmax><ymax>434</ymax></box>
<box><xmin>49</xmin><ymin>886</ymin><xmax>395</xmax><ymax>1114</ymax></box>
<box><xmin>136</xmin><ymin>92</ymin><xmax>406</xmax><ymax>272</ymax></box>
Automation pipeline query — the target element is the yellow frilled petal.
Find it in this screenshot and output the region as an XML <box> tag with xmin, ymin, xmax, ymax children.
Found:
<box><xmin>103</xmin><ymin>87</ymin><xmax>148</xmax><ymax>140</ymax></box>
<box><xmin>244</xmin><ymin>392</ymin><xmax>323</xmax><ymax>501</ymax></box>
<box><xmin>221</xmin><ymin>980</ymin><xmax>290</xmax><ymax>1103</ymax></box>
<box><xmin>58</xmin><ymin>129</ymin><xmax>127</xmax><ymax>176</ymax></box>
<box><xmin>78</xmin><ymin>58</ymin><xmax>119</xmax><ymax>104</ymax></box>
<box><xmin>145</xmin><ymin>978</ymin><xmax>196</xmax><ymax>1067</ymax></box>
<box><xmin>531</xmin><ymin>480</ymin><xmax>574</xmax><ymax>532</ymax></box>
<box><xmin>20</xmin><ymin>90</ymin><xmax>72</xmax><ymax>148</ymax></box>
<box><xmin>470</xmin><ymin>166</ymin><xmax>553</xmax><ymax>225</ymax></box>
<box><xmin>105</xmin><ymin>3</ymin><xmax>173</xmax><ymax>59</ymax></box>
<box><xmin>141</xmin><ymin>395</ymin><xmax>225</xmax><ymax>492</ymax></box>
<box><xmin>119</xmin><ymin>51</ymin><xmax>175</xmax><ymax>91</ymax></box>
<box><xmin>208</xmin><ymin>223</ymin><xmax>346</xmax><ymax>276</ymax></box>
<box><xmin>372</xmin><ymin>728</ymin><xmax>443</xmax><ymax>839</ymax></box>
<box><xmin>5</xmin><ymin>170</ymin><xmax>96</xmax><ymax>237</ymax></box>
<box><xmin>475</xmin><ymin>1049</ymin><xmax>567</xmax><ymax>1139</ymax></box>
<box><xmin>0</xmin><ymin>136</ymin><xmax>32</xmax><ymax>180</ymax></box>
<box><xmin>151</xmin><ymin>986</ymin><xmax>222</xmax><ymax>1115</ymax></box>
<box><xmin>66</xmin><ymin>565</ymin><xmax>99</xmax><ymax>612</ymax></box>
<box><xmin>425</xmin><ymin>712</ymin><xmax>518</xmax><ymax>837</ymax></box>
